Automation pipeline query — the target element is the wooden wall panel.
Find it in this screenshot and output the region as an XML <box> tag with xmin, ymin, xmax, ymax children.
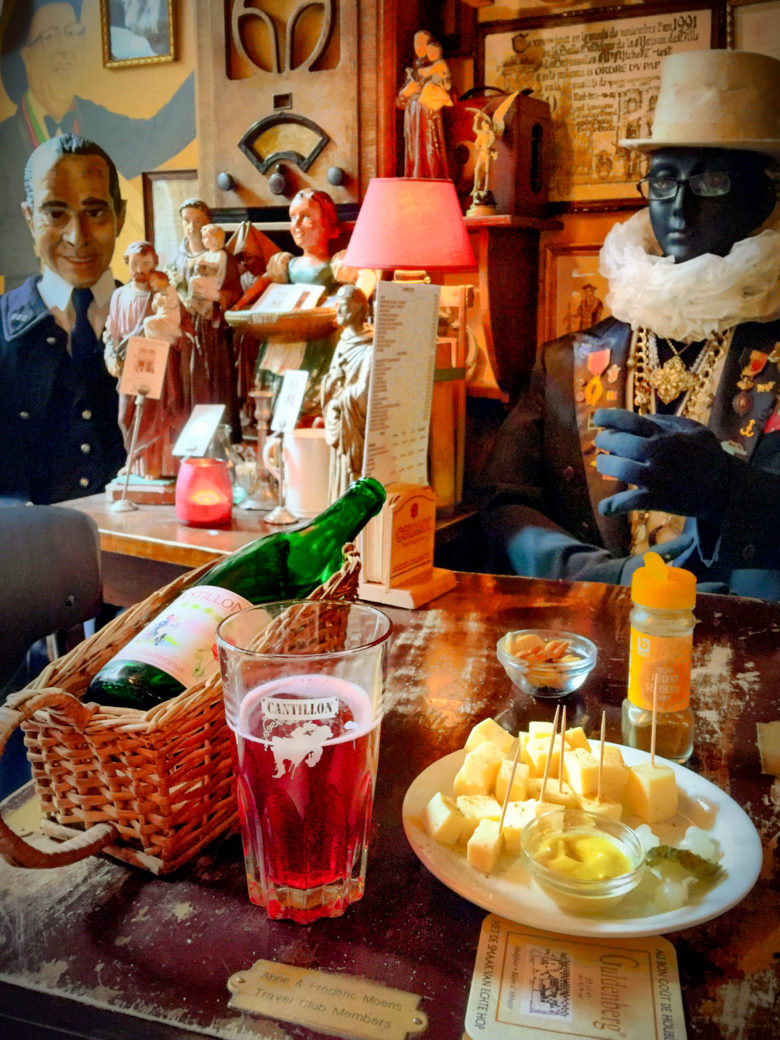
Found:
<box><xmin>195</xmin><ymin>0</ymin><xmax>384</xmax><ymax>210</ymax></box>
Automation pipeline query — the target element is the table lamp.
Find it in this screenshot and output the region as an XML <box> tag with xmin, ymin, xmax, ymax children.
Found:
<box><xmin>342</xmin><ymin>177</ymin><xmax>475</xmax><ymax>280</ymax></box>
<box><xmin>175</xmin><ymin>457</ymin><xmax>233</xmax><ymax>527</ymax></box>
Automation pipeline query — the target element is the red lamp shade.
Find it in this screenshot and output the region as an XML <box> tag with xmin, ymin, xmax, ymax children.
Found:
<box><xmin>342</xmin><ymin>178</ymin><xmax>475</xmax><ymax>272</ymax></box>
<box><xmin>175</xmin><ymin>458</ymin><xmax>233</xmax><ymax>527</ymax></box>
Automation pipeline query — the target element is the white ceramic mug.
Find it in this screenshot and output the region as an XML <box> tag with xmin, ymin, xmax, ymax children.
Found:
<box><xmin>262</xmin><ymin>428</ymin><xmax>330</xmax><ymax>518</ymax></box>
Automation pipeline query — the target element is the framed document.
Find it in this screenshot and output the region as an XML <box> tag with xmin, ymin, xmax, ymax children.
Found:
<box><xmin>478</xmin><ymin>2</ymin><xmax>722</xmax><ymax>205</ymax></box>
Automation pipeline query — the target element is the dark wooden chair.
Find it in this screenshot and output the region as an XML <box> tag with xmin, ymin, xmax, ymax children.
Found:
<box><xmin>0</xmin><ymin>504</ymin><xmax>102</xmax><ymax>795</ymax></box>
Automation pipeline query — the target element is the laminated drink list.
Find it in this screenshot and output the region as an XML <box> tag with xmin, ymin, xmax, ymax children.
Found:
<box><xmin>88</xmin><ymin>478</ymin><xmax>387</xmax><ymax>710</ymax></box>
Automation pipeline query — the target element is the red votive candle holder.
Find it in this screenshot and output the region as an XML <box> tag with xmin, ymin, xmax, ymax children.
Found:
<box><xmin>175</xmin><ymin>457</ymin><xmax>233</xmax><ymax>527</ymax></box>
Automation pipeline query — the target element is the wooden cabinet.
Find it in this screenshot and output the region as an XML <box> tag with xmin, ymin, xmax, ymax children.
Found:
<box><xmin>465</xmin><ymin>213</ymin><xmax>560</xmax><ymax>403</ymax></box>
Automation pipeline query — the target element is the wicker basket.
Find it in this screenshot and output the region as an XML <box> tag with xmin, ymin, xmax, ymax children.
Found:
<box><xmin>0</xmin><ymin>544</ymin><xmax>362</xmax><ymax>874</ymax></box>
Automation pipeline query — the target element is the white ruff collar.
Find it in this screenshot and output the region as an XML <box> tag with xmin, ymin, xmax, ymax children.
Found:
<box><xmin>599</xmin><ymin>209</ymin><xmax>780</xmax><ymax>342</ymax></box>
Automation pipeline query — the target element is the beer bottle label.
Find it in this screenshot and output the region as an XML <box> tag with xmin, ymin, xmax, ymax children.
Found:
<box><xmin>113</xmin><ymin>585</ymin><xmax>251</xmax><ymax>689</ymax></box>
<box><xmin>627</xmin><ymin>628</ymin><xmax>691</xmax><ymax>711</ymax></box>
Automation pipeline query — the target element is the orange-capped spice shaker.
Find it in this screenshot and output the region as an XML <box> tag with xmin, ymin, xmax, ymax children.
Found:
<box><xmin>622</xmin><ymin>551</ymin><xmax>696</xmax><ymax>764</ymax></box>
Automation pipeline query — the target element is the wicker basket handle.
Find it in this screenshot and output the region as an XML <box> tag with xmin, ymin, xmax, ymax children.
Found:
<box><xmin>0</xmin><ymin>691</ymin><xmax>118</xmax><ymax>869</ymax></box>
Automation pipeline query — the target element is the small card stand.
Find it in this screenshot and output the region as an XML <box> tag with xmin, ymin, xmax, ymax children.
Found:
<box><xmin>358</xmin><ymin>483</ymin><xmax>456</xmax><ymax>609</ymax></box>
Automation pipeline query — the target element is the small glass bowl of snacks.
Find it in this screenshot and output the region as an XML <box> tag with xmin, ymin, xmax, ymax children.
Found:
<box><xmin>521</xmin><ymin>809</ymin><xmax>646</xmax><ymax>914</ymax></box>
<box><xmin>496</xmin><ymin>629</ymin><xmax>597</xmax><ymax>699</ymax></box>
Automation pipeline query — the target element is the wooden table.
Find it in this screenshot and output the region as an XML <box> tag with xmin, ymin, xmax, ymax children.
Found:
<box><xmin>62</xmin><ymin>493</ymin><xmax>482</xmax><ymax>607</ymax></box>
<box><xmin>1</xmin><ymin>573</ymin><xmax>778</xmax><ymax>1039</ymax></box>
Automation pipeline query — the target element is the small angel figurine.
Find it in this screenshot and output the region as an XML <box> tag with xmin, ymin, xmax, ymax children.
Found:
<box><xmin>467</xmin><ymin>92</ymin><xmax>519</xmax><ymax>215</ymax></box>
<box><xmin>143</xmin><ymin>269</ymin><xmax>181</xmax><ymax>343</ymax></box>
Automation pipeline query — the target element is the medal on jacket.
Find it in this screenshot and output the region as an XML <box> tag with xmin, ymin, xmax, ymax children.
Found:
<box><xmin>734</xmin><ymin>350</ymin><xmax>768</xmax><ymax>414</ymax></box>
<box><xmin>584</xmin><ymin>348</ymin><xmax>610</xmax><ymax>406</ymax></box>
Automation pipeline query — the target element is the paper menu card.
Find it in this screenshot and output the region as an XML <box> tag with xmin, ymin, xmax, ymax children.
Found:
<box><xmin>362</xmin><ymin>280</ymin><xmax>441</xmax><ymax>487</ymax></box>
<box><xmin>465</xmin><ymin>916</ymin><xmax>687</xmax><ymax>1040</ymax></box>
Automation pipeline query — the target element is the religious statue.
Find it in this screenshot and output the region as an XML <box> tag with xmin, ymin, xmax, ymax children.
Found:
<box><xmin>321</xmin><ymin>285</ymin><xmax>374</xmax><ymax>501</ymax></box>
<box><xmin>252</xmin><ymin>188</ymin><xmax>355</xmax><ymax>421</ymax></box>
<box><xmin>103</xmin><ymin>240</ymin><xmax>155</xmax><ymax>379</ymax></box>
<box><xmin>105</xmin><ymin>245</ymin><xmax>186</xmax><ymax>479</ymax></box>
<box><xmin>171</xmin><ymin>197</ymin><xmax>243</xmax><ymax>440</ymax></box>
<box><xmin>396</xmin><ymin>30</ymin><xmax>453</xmax><ymax>179</ymax></box>
<box><xmin>143</xmin><ymin>269</ymin><xmax>181</xmax><ymax>343</ymax></box>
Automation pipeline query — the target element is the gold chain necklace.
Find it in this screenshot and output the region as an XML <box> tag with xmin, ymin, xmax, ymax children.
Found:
<box><xmin>628</xmin><ymin>327</ymin><xmax>734</xmax><ymax>418</ymax></box>
<box><xmin>648</xmin><ymin>337</ymin><xmax>702</xmax><ymax>405</ymax></box>
<box><xmin>625</xmin><ymin>325</ymin><xmax>734</xmax><ymax>554</ymax></box>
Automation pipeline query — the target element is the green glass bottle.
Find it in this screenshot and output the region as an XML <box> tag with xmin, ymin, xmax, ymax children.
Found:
<box><xmin>89</xmin><ymin>477</ymin><xmax>386</xmax><ymax>710</ymax></box>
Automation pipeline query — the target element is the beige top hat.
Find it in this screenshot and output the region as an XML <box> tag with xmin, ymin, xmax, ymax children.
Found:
<box><xmin>620</xmin><ymin>49</ymin><xmax>780</xmax><ymax>157</ymax></box>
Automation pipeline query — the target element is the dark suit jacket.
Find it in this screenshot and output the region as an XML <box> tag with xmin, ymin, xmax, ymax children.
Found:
<box><xmin>0</xmin><ymin>75</ymin><xmax>195</xmax><ymax>290</ymax></box>
<box><xmin>0</xmin><ymin>277</ymin><xmax>126</xmax><ymax>504</ymax></box>
<box><xmin>482</xmin><ymin>317</ymin><xmax>780</xmax><ymax>599</ymax></box>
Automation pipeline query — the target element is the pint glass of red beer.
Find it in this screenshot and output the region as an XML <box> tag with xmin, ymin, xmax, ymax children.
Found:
<box><xmin>216</xmin><ymin>600</ymin><xmax>392</xmax><ymax>923</ymax></box>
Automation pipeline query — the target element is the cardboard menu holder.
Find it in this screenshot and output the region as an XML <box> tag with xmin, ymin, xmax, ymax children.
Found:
<box><xmin>358</xmin><ymin>483</ymin><xmax>456</xmax><ymax>609</ymax></box>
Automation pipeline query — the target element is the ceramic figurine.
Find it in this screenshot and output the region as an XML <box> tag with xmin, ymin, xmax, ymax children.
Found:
<box><xmin>143</xmin><ymin>269</ymin><xmax>181</xmax><ymax>343</ymax></box>
<box><xmin>172</xmin><ymin>198</ymin><xmax>243</xmax><ymax>440</ymax></box>
<box><xmin>396</xmin><ymin>30</ymin><xmax>452</xmax><ymax>179</ymax></box>
<box><xmin>106</xmin><ymin>248</ymin><xmax>186</xmax><ymax>480</ymax></box>
<box><xmin>321</xmin><ymin>285</ymin><xmax>374</xmax><ymax>501</ymax></box>
<box><xmin>187</xmin><ymin>223</ymin><xmax>228</xmax><ymax>321</ymax></box>
<box><xmin>253</xmin><ymin>188</ymin><xmax>353</xmax><ymax>421</ymax></box>
<box><xmin>104</xmin><ymin>240</ymin><xmax>156</xmax><ymax>379</ymax></box>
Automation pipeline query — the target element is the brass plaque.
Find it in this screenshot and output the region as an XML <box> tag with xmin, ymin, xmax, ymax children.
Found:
<box><xmin>228</xmin><ymin>959</ymin><xmax>428</xmax><ymax>1039</ymax></box>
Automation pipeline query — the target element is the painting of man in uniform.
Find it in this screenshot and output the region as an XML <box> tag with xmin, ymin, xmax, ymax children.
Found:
<box><xmin>0</xmin><ymin>0</ymin><xmax>195</xmax><ymax>290</ymax></box>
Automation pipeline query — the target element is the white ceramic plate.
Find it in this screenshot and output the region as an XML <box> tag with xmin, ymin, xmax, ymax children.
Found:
<box><xmin>402</xmin><ymin>744</ymin><xmax>762</xmax><ymax>938</ymax></box>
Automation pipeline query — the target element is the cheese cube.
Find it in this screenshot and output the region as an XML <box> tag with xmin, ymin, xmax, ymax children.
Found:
<box><xmin>522</xmin><ymin>737</ymin><xmax>561</xmax><ymax>778</ymax></box>
<box><xmin>452</xmin><ymin>765</ymin><xmax>487</xmax><ymax>798</ymax></box>
<box><xmin>527</xmin><ymin>777</ymin><xmax>579</xmax><ymax>807</ymax></box>
<box><xmin>578</xmin><ymin>795</ymin><xmax>623</xmax><ymax>820</ymax></box>
<box><xmin>528</xmin><ymin>721</ymin><xmax>555</xmax><ymax>741</ymax></box>
<box><xmin>534</xmin><ymin>799</ymin><xmax>562</xmax><ymax>817</ymax></box>
<box><xmin>505</xmin><ymin>733</ymin><xmax>529</xmax><ymax>762</ymax></box>
<box><xmin>757</xmin><ymin>721</ymin><xmax>780</xmax><ymax>777</ymax></box>
<box><xmin>464</xmin><ymin>717</ymin><xmax>514</xmax><ymax>755</ymax></box>
<box><xmin>467</xmin><ymin>819</ymin><xmax>503</xmax><ymax>874</ymax></box>
<box><xmin>455</xmin><ymin>795</ymin><xmax>502</xmax><ymax>841</ymax></box>
<box><xmin>563</xmin><ymin>747</ymin><xmax>600</xmax><ymax>796</ymax></box>
<box><xmin>598</xmin><ymin>745</ymin><xmax>630</xmax><ymax>800</ymax></box>
<box><xmin>461</xmin><ymin>741</ymin><xmax>505</xmax><ymax>793</ymax></box>
<box><xmin>422</xmin><ymin>792</ymin><xmax>465</xmax><ymax>845</ymax></box>
<box><xmin>501</xmin><ymin>799</ymin><xmax>537</xmax><ymax>855</ymax></box>
<box><xmin>495</xmin><ymin>759</ymin><xmax>530</xmax><ymax>804</ymax></box>
<box><xmin>623</xmin><ymin>762</ymin><xmax>678</xmax><ymax>824</ymax></box>
<box><xmin>564</xmin><ymin>726</ymin><xmax>592</xmax><ymax>752</ymax></box>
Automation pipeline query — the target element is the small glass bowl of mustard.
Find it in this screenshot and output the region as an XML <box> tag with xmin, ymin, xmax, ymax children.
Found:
<box><xmin>521</xmin><ymin>809</ymin><xmax>646</xmax><ymax>914</ymax></box>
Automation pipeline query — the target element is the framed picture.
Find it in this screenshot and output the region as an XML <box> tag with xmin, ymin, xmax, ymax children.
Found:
<box><xmin>478</xmin><ymin>2</ymin><xmax>723</xmax><ymax>205</ymax></box>
<box><xmin>540</xmin><ymin>243</ymin><xmax>611</xmax><ymax>343</ymax></box>
<box><xmin>141</xmin><ymin>169</ymin><xmax>197</xmax><ymax>268</ymax></box>
<box><xmin>101</xmin><ymin>0</ymin><xmax>176</xmax><ymax>68</ymax></box>
<box><xmin>728</xmin><ymin>0</ymin><xmax>780</xmax><ymax>59</ymax></box>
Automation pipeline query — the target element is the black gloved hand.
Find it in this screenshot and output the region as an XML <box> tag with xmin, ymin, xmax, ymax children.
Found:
<box><xmin>593</xmin><ymin>408</ymin><xmax>728</xmax><ymax>522</ymax></box>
